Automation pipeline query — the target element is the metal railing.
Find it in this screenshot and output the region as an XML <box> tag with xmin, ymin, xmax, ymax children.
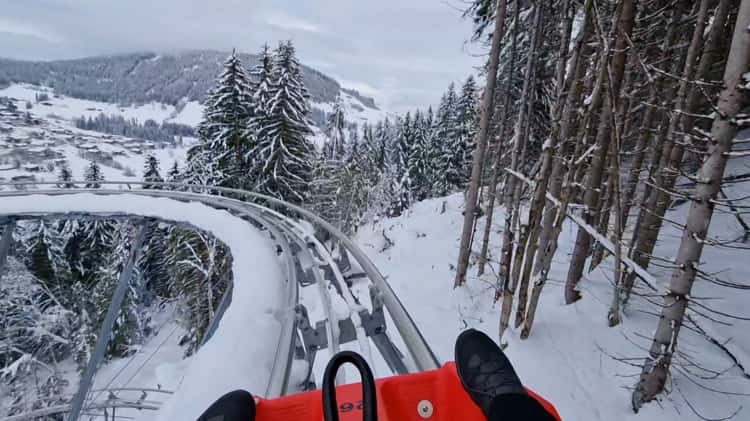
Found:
<box><xmin>0</xmin><ymin>181</ymin><xmax>440</xmax><ymax>421</ymax></box>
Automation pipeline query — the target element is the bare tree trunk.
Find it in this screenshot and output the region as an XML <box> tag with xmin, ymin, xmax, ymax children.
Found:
<box><xmin>632</xmin><ymin>2</ymin><xmax>749</xmax><ymax>407</ymax></box>
<box><xmin>564</xmin><ymin>0</ymin><xmax>637</xmax><ymax>304</ymax></box>
<box><xmin>498</xmin><ymin>2</ymin><xmax>545</xmax><ymax>339</ymax></box>
<box><xmin>534</xmin><ymin>1</ymin><xmax>596</xmax><ymax>272</ymax></box>
<box><xmin>511</xmin><ymin>0</ymin><xmax>576</xmax><ymax>328</ymax></box>
<box><xmin>477</xmin><ymin>4</ymin><xmax>522</xmax><ymax>277</ymax></box>
<box><xmin>622</xmin><ymin>0</ymin><xmax>725</xmax><ymax>300</ymax></box>
<box><xmin>588</xmin><ymin>143</ymin><xmax>615</xmax><ymax>272</ymax></box>
<box><xmin>454</xmin><ymin>0</ymin><xmax>509</xmax><ymax>288</ymax></box>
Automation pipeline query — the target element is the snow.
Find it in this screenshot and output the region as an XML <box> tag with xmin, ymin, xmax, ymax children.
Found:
<box><xmin>0</xmin><ymin>193</ymin><xmax>286</xmax><ymax>421</ymax></box>
<box><xmin>0</xmin><ymin>84</ymin><xmax>176</xmax><ymax>124</ymax></box>
<box><xmin>168</xmin><ymin>101</ymin><xmax>204</xmax><ymax>126</ymax></box>
<box><xmin>354</xmin><ymin>163</ymin><xmax>750</xmax><ymax>421</ymax></box>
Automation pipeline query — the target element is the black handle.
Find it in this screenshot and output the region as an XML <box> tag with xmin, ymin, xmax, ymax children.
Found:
<box><xmin>322</xmin><ymin>351</ymin><xmax>378</xmax><ymax>421</ymax></box>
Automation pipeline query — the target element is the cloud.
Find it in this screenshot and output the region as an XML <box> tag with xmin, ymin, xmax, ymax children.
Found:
<box><xmin>264</xmin><ymin>13</ymin><xmax>323</xmax><ymax>34</ymax></box>
<box><xmin>0</xmin><ymin>0</ymin><xmax>482</xmax><ymax>112</ymax></box>
<box><xmin>0</xmin><ymin>16</ymin><xmax>64</xmax><ymax>43</ymax></box>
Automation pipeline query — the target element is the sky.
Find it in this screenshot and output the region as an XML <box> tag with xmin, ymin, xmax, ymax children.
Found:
<box><xmin>0</xmin><ymin>0</ymin><xmax>486</xmax><ymax>112</ymax></box>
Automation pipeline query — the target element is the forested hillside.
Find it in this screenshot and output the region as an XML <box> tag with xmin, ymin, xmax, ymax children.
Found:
<box><xmin>0</xmin><ymin>50</ymin><xmax>378</xmax><ymax>109</ymax></box>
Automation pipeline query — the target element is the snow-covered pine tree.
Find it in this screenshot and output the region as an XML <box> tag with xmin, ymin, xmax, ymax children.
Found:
<box><xmin>245</xmin><ymin>44</ymin><xmax>275</xmax><ymax>191</ymax></box>
<box><xmin>83</xmin><ymin>161</ymin><xmax>103</xmax><ymax>189</ymax></box>
<box><xmin>57</xmin><ymin>166</ymin><xmax>75</xmax><ymax>189</ymax></box>
<box><xmin>336</xmin><ymin>144</ymin><xmax>369</xmax><ymax>233</ymax></box>
<box><xmin>324</xmin><ymin>96</ymin><xmax>347</xmax><ymax>160</ymax></box>
<box><xmin>456</xmin><ymin>76</ymin><xmax>480</xmax><ymax>180</ymax></box>
<box><xmin>310</xmin><ymin>154</ymin><xmax>342</xmax><ymax>226</ymax></box>
<box><xmin>193</xmin><ymin>50</ymin><xmax>254</xmax><ymax>189</ymax></box>
<box><xmin>19</xmin><ymin>220</ymin><xmax>69</xmax><ymax>293</ymax></box>
<box><xmin>433</xmin><ymin>85</ymin><xmax>460</xmax><ymax>195</ymax></box>
<box><xmin>183</xmin><ymin>145</ymin><xmax>226</xmax><ymax>188</ymax></box>
<box><xmin>167</xmin><ymin>161</ymin><xmax>181</xmax><ymax>184</ymax></box>
<box><xmin>142</xmin><ymin>154</ymin><xmax>164</xmax><ymax>189</ymax></box>
<box><xmin>388</xmin><ymin>113</ymin><xmax>415</xmax><ymax>215</ymax></box>
<box><xmin>407</xmin><ymin>109</ymin><xmax>434</xmax><ymax>201</ymax></box>
<box><xmin>346</xmin><ymin>124</ymin><xmax>360</xmax><ymax>163</ymax></box>
<box><xmin>249</xmin><ymin>41</ymin><xmax>315</xmax><ymax>204</ymax></box>
<box><xmin>90</xmin><ymin>224</ymin><xmax>145</xmax><ymax>358</ymax></box>
<box><xmin>167</xmin><ymin>228</ymin><xmax>231</xmax><ymax>355</ymax></box>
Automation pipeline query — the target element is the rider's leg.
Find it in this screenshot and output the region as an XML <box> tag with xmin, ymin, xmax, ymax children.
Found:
<box><xmin>455</xmin><ymin>329</ymin><xmax>558</xmax><ymax>421</ymax></box>
<box><xmin>196</xmin><ymin>389</ymin><xmax>256</xmax><ymax>421</ymax></box>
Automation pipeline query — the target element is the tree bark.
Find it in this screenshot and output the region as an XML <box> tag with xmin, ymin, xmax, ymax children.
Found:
<box><xmin>454</xmin><ymin>0</ymin><xmax>509</xmax><ymax>288</ymax></box>
<box><xmin>477</xmin><ymin>3</ymin><xmax>522</xmax><ymax>277</ymax></box>
<box><xmin>632</xmin><ymin>1</ymin><xmax>749</xmax><ymax>407</ymax></box>
<box><xmin>498</xmin><ymin>2</ymin><xmax>545</xmax><ymax>339</ymax></box>
<box><xmin>564</xmin><ymin>0</ymin><xmax>637</xmax><ymax>304</ymax></box>
<box><xmin>622</xmin><ymin>0</ymin><xmax>727</xmax><ymax>300</ymax></box>
<box><xmin>511</xmin><ymin>0</ymin><xmax>577</xmax><ymax>329</ymax></box>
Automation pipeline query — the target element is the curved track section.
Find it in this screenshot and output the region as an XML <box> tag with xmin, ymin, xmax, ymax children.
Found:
<box><xmin>0</xmin><ymin>181</ymin><xmax>439</xmax><ymax>421</ymax></box>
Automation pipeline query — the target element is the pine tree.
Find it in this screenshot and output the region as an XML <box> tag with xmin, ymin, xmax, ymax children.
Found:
<box><xmin>388</xmin><ymin>113</ymin><xmax>414</xmax><ymax>215</ymax></box>
<box><xmin>142</xmin><ymin>155</ymin><xmax>164</xmax><ymax>189</ymax></box>
<box><xmin>194</xmin><ymin>50</ymin><xmax>254</xmax><ymax>189</ymax></box>
<box><xmin>57</xmin><ymin>166</ymin><xmax>75</xmax><ymax>189</ymax></box>
<box><xmin>20</xmin><ymin>221</ymin><xmax>69</xmax><ymax>291</ymax></box>
<box><xmin>249</xmin><ymin>41</ymin><xmax>315</xmax><ymax>204</ymax></box>
<box><xmin>434</xmin><ymin>85</ymin><xmax>459</xmax><ymax>195</ymax></box>
<box><xmin>246</xmin><ymin>44</ymin><xmax>275</xmax><ymax>191</ymax></box>
<box><xmin>183</xmin><ymin>145</ymin><xmax>226</xmax><ymax>188</ymax></box>
<box><xmin>83</xmin><ymin>161</ymin><xmax>103</xmax><ymax>189</ymax></box>
<box><xmin>407</xmin><ymin>110</ymin><xmax>434</xmax><ymax>201</ymax></box>
<box><xmin>456</xmin><ymin>76</ymin><xmax>480</xmax><ymax>180</ymax></box>
<box><xmin>324</xmin><ymin>96</ymin><xmax>347</xmax><ymax>160</ymax></box>
<box><xmin>167</xmin><ymin>161</ymin><xmax>181</xmax><ymax>184</ymax></box>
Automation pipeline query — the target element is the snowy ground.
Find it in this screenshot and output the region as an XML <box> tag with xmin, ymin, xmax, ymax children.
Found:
<box><xmin>355</xmin><ymin>162</ymin><xmax>750</xmax><ymax>421</ymax></box>
<box><xmin>1</xmin><ymin>83</ymin><xmax>388</xmax><ymax>129</ymax></box>
<box><xmin>0</xmin><ymin>194</ymin><xmax>286</xmax><ymax>421</ymax></box>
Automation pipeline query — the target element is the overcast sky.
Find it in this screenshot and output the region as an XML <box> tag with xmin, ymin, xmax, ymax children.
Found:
<box><xmin>0</xmin><ymin>0</ymin><xmax>485</xmax><ymax>112</ymax></box>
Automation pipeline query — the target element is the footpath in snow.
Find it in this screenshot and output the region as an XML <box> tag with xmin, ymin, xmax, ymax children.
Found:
<box><xmin>0</xmin><ymin>193</ymin><xmax>285</xmax><ymax>421</ymax></box>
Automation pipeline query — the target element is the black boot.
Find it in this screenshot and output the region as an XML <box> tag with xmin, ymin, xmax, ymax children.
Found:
<box><xmin>455</xmin><ymin>329</ymin><xmax>556</xmax><ymax>421</ymax></box>
<box><xmin>196</xmin><ymin>390</ymin><xmax>256</xmax><ymax>421</ymax></box>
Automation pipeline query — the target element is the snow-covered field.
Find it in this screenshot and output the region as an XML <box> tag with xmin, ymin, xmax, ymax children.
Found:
<box><xmin>355</xmin><ymin>162</ymin><xmax>750</xmax><ymax>421</ymax></box>
<box><xmin>1</xmin><ymin>83</ymin><xmax>388</xmax><ymax>129</ymax></box>
<box><xmin>0</xmin><ymin>194</ymin><xmax>286</xmax><ymax>421</ymax></box>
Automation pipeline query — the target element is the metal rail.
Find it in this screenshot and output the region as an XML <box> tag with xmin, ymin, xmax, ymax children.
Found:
<box><xmin>3</xmin><ymin>180</ymin><xmax>440</xmax><ymax>371</ymax></box>
<box><xmin>0</xmin><ymin>181</ymin><xmax>440</xmax><ymax>421</ymax></box>
<box><xmin>0</xmin><ymin>188</ymin><xmax>301</xmax><ymax>419</ymax></box>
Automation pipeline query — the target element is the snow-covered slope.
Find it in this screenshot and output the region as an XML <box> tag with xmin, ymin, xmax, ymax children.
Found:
<box><xmin>355</xmin><ymin>163</ymin><xmax>750</xmax><ymax>421</ymax></box>
<box><xmin>0</xmin><ymin>83</ymin><xmax>388</xmax><ymax>129</ymax></box>
<box><xmin>0</xmin><ymin>93</ymin><xmax>192</xmax><ymax>184</ymax></box>
<box><xmin>0</xmin><ymin>193</ymin><xmax>286</xmax><ymax>421</ymax></box>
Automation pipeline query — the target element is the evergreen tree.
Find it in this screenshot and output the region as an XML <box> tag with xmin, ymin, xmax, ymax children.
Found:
<box><xmin>324</xmin><ymin>96</ymin><xmax>347</xmax><ymax>160</ymax></box>
<box><xmin>142</xmin><ymin>154</ymin><xmax>164</xmax><ymax>189</ymax></box>
<box><xmin>167</xmin><ymin>161</ymin><xmax>181</xmax><ymax>184</ymax></box>
<box><xmin>57</xmin><ymin>166</ymin><xmax>75</xmax><ymax>189</ymax></box>
<box><xmin>434</xmin><ymin>84</ymin><xmax>460</xmax><ymax>195</ymax></box>
<box><xmin>456</xmin><ymin>76</ymin><xmax>480</xmax><ymax>180</ymax></box>
<box><xmin>83</xmin><ymin>161</ymin><xmax>103</xmax><ymax>189</ymax></box>
<box><xmin>388</xmin><ymin>113</ymin><xmax>415</xmax><ymax>216</ymax></box>
<box><xmin>249</xmin><ymin>41</ymin><xmax>315</xmax><ymax>204</ymax></box>
<box><xmin>20</xmin><ymin>221</ymin><xmax>69</xmax><ymax>291</ymax></box>
<box><xmin>408</xmin><ymin>108</ymin><xmax>436</xmax><ymax>201</ymax></box>
<box><xmin>194</xmin><ymin>51</ymin><xmax>254</xmax><ymax>189</ymax></box>
<box><xmin>183</xmin><ymin>145</ymin><xmax>226</xmax><ymax>188</ymax></box>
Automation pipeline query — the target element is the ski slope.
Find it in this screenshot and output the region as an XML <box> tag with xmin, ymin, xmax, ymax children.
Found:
<box><xmin>356</xmin><ymin>160</ymin><xmax>750</xmax><ymax>421</ymax></box>
<box><xmin>0</xmin><ymin>193</ymin><xmax>285</xmax><ymax>421</ymax></box>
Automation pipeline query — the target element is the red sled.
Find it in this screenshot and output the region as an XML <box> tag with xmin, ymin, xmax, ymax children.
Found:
<box><xmin>256</xmin><ymin>362</ymin><xmax>561</xmax><ymax>421</ymax></box>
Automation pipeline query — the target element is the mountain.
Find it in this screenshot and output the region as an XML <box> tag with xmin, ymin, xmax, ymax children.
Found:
<box><xmin>0</xmin><ymin>50</ymin><xmax>382</xmax><ymax>124</ymax></box>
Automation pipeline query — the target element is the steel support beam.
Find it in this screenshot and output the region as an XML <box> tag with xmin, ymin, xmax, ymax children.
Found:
<box><xmin>68</xmin><ymin>225</ymin><xmax>147</xmax><ymax>421</ymax></box>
